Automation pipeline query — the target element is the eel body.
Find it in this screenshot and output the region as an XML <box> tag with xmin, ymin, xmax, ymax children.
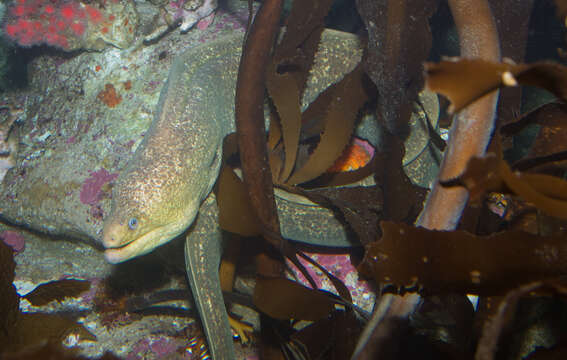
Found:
<box><xmin>102</xmin><ymin>30</ymin><xmax>368</xmax><ymax>359</ymax></box>
<box><xmin>101</xmin><ymin>37</ymin><xmax>241</xmax><ymax>263</ymax></box>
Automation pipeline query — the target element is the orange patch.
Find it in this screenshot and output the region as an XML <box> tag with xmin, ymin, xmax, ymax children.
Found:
<box><xmin>327</xmin><ymin>138</ymin><xmax>372</xmax><ymax>173</ymax></box>
<box><xmin>123</xmin><ymin>80</ymin><xmax>132</xmax><ymax>90</ymax></box>
<box><xmin>97</xmin><ymin>83</ymin><xmax>122</xmax><ymax>108</ymax></box>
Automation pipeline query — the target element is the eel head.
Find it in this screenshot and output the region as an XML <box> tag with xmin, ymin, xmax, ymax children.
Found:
<box><xmin>102</xmin><ymin>210</ymin><xmax>194</xmax><ymax>264</ymax></box>
<box><xmin>101</xmin><ymin>161</ymin><xmax>204</xmax><ymax>264</ymax></box>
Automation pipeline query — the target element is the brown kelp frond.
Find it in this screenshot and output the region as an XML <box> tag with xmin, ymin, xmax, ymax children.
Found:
<box><xmin>0</xmin><ymin>242</ymin><xmax>97</xmax><ymax>355</ymax></box>
<box><xmin>376</xmin><ymin>134</ymin><xmax>428</xmax><ymax>223</ymax></box>
<box><xmin>266</xmin><ymin>0</ymin><xmax>334</xmax><ymax>182</ymax></box>
<box><xmin>284</xmin><ymin>63</ymin><xmax>372</xmax><ymax>186</ymax></box>
<box><xmin>253</xmin><ymin>277</ymin><xmax>342</xmax><ymax>321</ymax></box>
<box><xmin>355</xmin><ymin>0</ymin><xmax>439</xmax><ymax>137</ymax></box>
<box><xmin>286</xmin><ymin>309</ymin><xmax>363</xmax><ymax>360</ymax></box>
<box><xmin>360</xmin><ymin>221</ymin><xmax>567</xmax><ymax>296</ymax></box>
<box><xmin>490</xmin><ymin>0</ymin><xmax>534</xmax><ymax>129</ymax></box>
<box><xmin>553</xmin><ymin>0</ymin><xmax>567</xmax><ymax>24</ymax></box>
<box><xmin>0</xmin><ymin>240</ymin><xmax>19</xmax><ymax>351</ymax></box>
<box><xmin>281</xmin><ymin>184</ymin><xmax>383</xmax><ymax>246</ymax></box>
<box><xmin>355</xmin><ymin>0</ymin><xmax>437</xmax><ymax>235</ymax></box>
<box><xmin>266</xmin><ymin>68</ymin><xmax>303</xmax><ymax>183</ymax></box>
<box><xmin>475</xmin><ymin>278</ymin><xmax>567</xmax><ymax>360</ymax></box>
<box><xmin>426</xmin><ymin>59</ymin><xmax>567</xmax><ymax>114</ymax></box>
<box><xmin>232</xmin><ymin>6</ymin><xmax>365</xmax><ymax>356</ymax></box>
<box><xmin>22</xmin><ymin>279</ymin><xmax>90</xmax><ymax>307</ymax></box>
<box><xmin>500</xmin><ymin>102</ymin><xmax>567</xmax><ymax>136</ymax></box>
<box><xmin>441</xmin><ymin>136</ymin><xmax>567</xmax><ymax>220</ymax></box>
<box><xmin>216</xmin><ymin>163</ymin><xmax>262</xmax><ymax>237</ymax></box>
<box><xmin>501</xmin><ymin>102</ymin><xmax>567</xmax><ymax>173</ymax></box>
<box><xmin>235</xmin><ymin>0</ymin><xmax>284</xmax><ymax>255</ymax></box>
<box><xmin>297</xmin><ymin>251</ymin><xmax>353</xmax><ymax>304</ymax></box>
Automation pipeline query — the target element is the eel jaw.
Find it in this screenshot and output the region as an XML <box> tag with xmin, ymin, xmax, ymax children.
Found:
<box><xmin>102</xmin><ymin>222</ymin><xmax>183</xmax><ymax>264</ymax></box>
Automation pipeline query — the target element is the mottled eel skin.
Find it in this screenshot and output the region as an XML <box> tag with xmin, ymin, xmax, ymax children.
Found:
<box><xmin>102</xmin><ymin>31</ymin><xmax>363</xmax><ymax>359</ymax></box>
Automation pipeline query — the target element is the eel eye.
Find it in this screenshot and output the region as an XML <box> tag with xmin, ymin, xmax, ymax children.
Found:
<box><xmin>128</xmin><ymin>218</ymin><xmax>138</xmax><ymax>230</ymax></box>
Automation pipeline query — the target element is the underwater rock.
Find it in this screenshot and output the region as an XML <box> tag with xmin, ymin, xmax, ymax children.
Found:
<box><xmin>143</xmin><ymin>0</ymin><xmax>218</xmax><ymax>42</ymax></box>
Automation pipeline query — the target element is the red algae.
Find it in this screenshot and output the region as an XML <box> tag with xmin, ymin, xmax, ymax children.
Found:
<box><xmin>97</xmin><ymin>83</ymin><xmax>122</xmax><ymax>108</ymax></box>
<box><xmin>0</xmin><ymin>230</ymin><xmax>25</xmax><ymax>254</ymax></box>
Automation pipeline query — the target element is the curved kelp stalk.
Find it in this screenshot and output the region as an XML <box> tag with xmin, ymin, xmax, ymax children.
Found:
<box><xmin>235</xmin><ymin>0</ymin><xmax>283</xmax><ymax>249</ymax></box>
<box><xmin>417</xmin><ymin>0</ymin><xmax>501</xmax><ymax>230</ymax></box>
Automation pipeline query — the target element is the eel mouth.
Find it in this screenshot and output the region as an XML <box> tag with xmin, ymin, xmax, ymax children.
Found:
<box><xmin>103</xmin><ymin>226</ymin><xmax>167</xmax><ymax>264</ymax></box>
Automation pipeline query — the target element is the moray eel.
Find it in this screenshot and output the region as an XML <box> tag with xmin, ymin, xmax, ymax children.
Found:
<box><xmin>101</xmin><ymin>42</ymin><xmax>232</xmax><ymax>263</ymax></box>
<box><xmin>102</xmin><ymin>30</ymin><xmax>367</xmax><ymax>360</ymax></box>
<box><xmin>102</xmin><ymin>29</ymin><xmax>370</xmax><ymax>262</ymax></box>
<box><xmin>102</xmin><ymin>33</ymin><xmax>241</xmax><ymax>360</ymax></box>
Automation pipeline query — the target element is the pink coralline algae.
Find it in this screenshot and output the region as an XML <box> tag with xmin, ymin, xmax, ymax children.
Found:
<box><xmin>196</xmin><ymin>12</ymin><xmax>215</xmax><ymax>30</ymax></box>
<box><xmin>127</xmin><ymin>336</ymin><xmax>187</xmax><ymax>360</ymax></box>
<box><xmin>0</xmin><ymin>230</ymin><xmax>25</xmax><ymax>254</ymax></box>
<box><xmin>144</xmin><ymin>0</ymin><xmax>217</xmax><ymax>42</ymax></box>
<box><xmin>287</xmin><ymin>252</ymin><xmax>375</xmax><ymax>311</ymax></box>
<box><xmin>80</xmin><ymin>168</ymin><xmax>118</xmax><ymax>206</ymax></box>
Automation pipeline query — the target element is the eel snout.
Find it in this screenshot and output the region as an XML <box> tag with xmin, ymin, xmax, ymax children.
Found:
<box><xmin>102</xmin><ymin>214</ymin><xmax>188</xmax><ymax>264</ymax></box>
<box><xmin>102</xmin><ymin>219</ymin><xmax>126</xmax><ymax>249</ymax></box>
<box><xmin>102</xmin><ymin>219</ymin><xmax>137</xmax><ymax>264</ymax></box>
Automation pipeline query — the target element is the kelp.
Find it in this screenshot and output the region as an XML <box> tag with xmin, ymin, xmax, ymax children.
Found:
<box><xmin>0</xmin><ymin>242</ymin><xmax>96</xmax><ymax>355</ymax></box>
<box><xmin>374</xmin><ymin>134</ymin><xmax>428</xmax><ymax>223</ymax></box>
<box><xmin>553</xmin><ymin>0</ymin><xmax>567</xmax><ymax>25</ymax></box>
<box><xmin>228</xmin><ymin>0</ymin><xmax>567</xmax><ymax>358</ymax></box>
<box><xmin>426</xmin><ymin>59</ymin><xmax>567</xmax><ymax>114</ymax></box>
<box><xmin>266</xmin><ymin>46</ymin><xmax>375</xmax><ymax>186</ymax></box>
<box><xmin>216</xmin><ymin>164</ymin><xmax>261</xmax><ymax>237</ymax></box>
<box><xmin>266</xmin><ymin>0</ymin><xmax>334</xmax><ymax>182</ymax></box>
<box><xmin>501</xmin><ymin>102</ymin><xmax>567</xmax><ymax>172</ymax></box>
<box><xmin>417</xmin><ymin>0</ymin><xmax>500</xmax><ymax>232</ymax></box>
<box><xmin>355</xmin><ymin>0</ymin><xmax>438</xmax><ymax>137</ymax></box>
<box><xmin>282</xmin><ymin>184</ymin><xmax>383</xmax><ymax>246</ymax></box>
<box><xmin>282</xmin><ymin>64</ymin><xmax>372</xmax><ymax>185</ymax></box>
<box><xmin>235</xmin><ymin>0</ymin><xmax>284</xmax><ymax>253</ymax></box>
<box><xmin>253</xmin><ymin>277</ymin><xmax>342</xmax><ymax>321</ymax></box>
<box><xmin>228</xmin><ymin>0</ymin><xmax>378</xmax><ymax>240</ymax></box>
<box><xmin>286</xmin><ymin>309</ymin><xmax>363</xmax><ymax>360</ymax></box>
<box><xmin>476</xmin><ymin>279</ymin><xmax>567</xmax><ymax>360</ymax></box>
<box><xmin>441</xmin><ymin>138</ymin><xmax>567</xmax><ymax>220</ymax></box>
<box><xmin>286</xmin><ymin>63</ymin><xmax>368</xmax><ymax>184</ymax></box>
<box><xmin>354</xmin><ymin>0</ymin><xmax>435</xmax><ymax>227</ymax></box>
<box><xmin>0</xmin><ymin>240</ymin><xmax>19</xmax><ymax>349</ymax></box>
<box><xmin>232</xmin><ymin>0</ymin><xmax>369</xmax><ymax>303</ymax></box>
<box><xmin>350</xmin><ymin>293</ymin><xmax>420</xmax><ymax>360</ymax></box>
<box><xmin>490</xmin><ymin>0</ymin><xmax>534</xmax><ymax>128</ymax></box>
<box><xmin>411</xmin><ymin>294</ymin><xmax>475</xmax><ymax>356</ymax></box>
<box><xmin>22</xmin><ymin>279</ymin><xmax>90</xmax><ymax>307</ymax></box>
<box><xmin>230</xmin><ymin>2</ymin><xmax>375</xmax><ymax>355</ymax></box>
<box><xmin>361</xmin><ymin>221</ymin><xmax>567</xmax><ymax>295</ymax></box>
<box><xmin>10</xmin><ymin>313</ymin><xmax>96</xmax><ymax>350</ymax></box>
